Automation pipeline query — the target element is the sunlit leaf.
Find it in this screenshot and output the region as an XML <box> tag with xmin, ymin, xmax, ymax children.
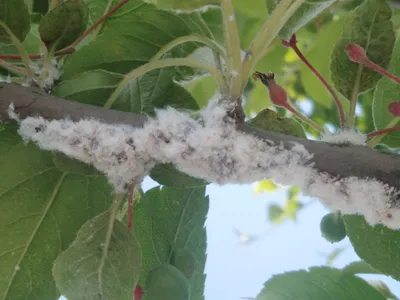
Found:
<box><xmin>254</xmin><ymin>179</ymin><xmax>279</xmax><ymax>195</ymax></box>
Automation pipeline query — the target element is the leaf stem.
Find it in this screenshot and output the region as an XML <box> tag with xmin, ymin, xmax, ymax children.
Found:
<box><xmin>347</xmin><ymin>64</ymin><xmax>363</xmax><ymax>128</ymax></box>
<box><xmin>367</xmin><ymin>117</ymin><xmax>400</xmax><ymax>147</ymax></box>
<box><xmin>221</xmin><ymin>0</ymin><xmax>241</xmax><ymax>93</ymax></box>
<box><xmin>150</xmin><ymin>34</ymin><xmax>226</xmax><ymax>62</ymax></box>
<box><xmin>0</xmin><ymin>20</ymin><xmax>35</xmax><ymax>78</ymax></box>
<box><xmin>287</xmin><ymin>105</ymin><xmax>325</xmax><ymax>133</ymax></box>
<box><xmin>283</xmin><ymin>35</ymin><xmax>345</xmax><ymax>129</ymax></box>
<box><xmin>127</xmin><ymin>184</ymin><xmax>135</xmax><ymax>231</ymax></box>
<box><xmin>104</xmin><ymin>58</ymin><xmax>226</xmax><ymax>109</ymax></box>
<box><xmin>98</xmin><ymin>194</ymin><xmax>125</xmax><ymax>293</ymax></box>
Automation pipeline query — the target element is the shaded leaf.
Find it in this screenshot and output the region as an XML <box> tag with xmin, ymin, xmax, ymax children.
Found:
<box><xmin>149</xmin><ymin>163</ymin><xmax>208</xmax><ymax>188</ymax></box>
<box><xmin>53</xmin><ymin>68</ymin><xmax>199</xmax><ymax>114</ymax></box>
<box><xmin>53</xmin><ymin>210</ymin><xmax>142</xmax><ymax>300</ymax></box>
<box><xmin>182</xmin><ymin>75</ymin><xmax>217</xmax><ymax>108</ymax></box>
<box><xmin>266</xmin><ymin>0</ymin><xmax>338</xmax><ymax>40</ymax></box>
<box><xmin>145</xmin><ymin>0</ymin><xmax>219</xmax><ymax>11</ymax></box>
<box><xmin>256</xmin><ymin>266</ymin><xmax>386</xmax><ymax>300</ymax></box>
<box><xmin>373</xmin><ymin>38</ymin><xmax>400</xmax><ymax>147</ymax></box>
<box><xmin>330</xmin><ymin>0</ymin><xmax>395</xmax><ymax>100</ymax></box>
<box><xmin>134</xmin><ymin>186</ymin><xmax>208</xmax><ymax>300</ymax></box>
<box><xmin>0</xmin><ymin>0</ymin><xmax>30</xmax><ymax>44</ymax></box>
<box><xmin>171</xmin><ymin>249</ymin><xmax>197</xmax><ymax>278</ymax></box>
<box><xmin>0</xmin><ymin>24</ymin><xmax>40</xmax><ymax>57</ymax></box>
<box><xmin>0</xmin><ymin>123</ymin><xmax>114</xmax><ymax>300</ymax></box>
<box><xmin>146</xmin><ymin>264</ymin><xmax>190</xmax><ymax>300</ymax></box>
<box><xmin>344</xmin><ymin>214</ymin><xmax>400</xmax><ymax>281</ymax></box>
<box><xmin>247</xmin><ymin>108</ymin><xmax>306</xmax><ymax>138</ymax></box>
<box><xmin>62</xmin><ymin>0</ymin><xmax>213</xmax><ymax>79</ymax></box>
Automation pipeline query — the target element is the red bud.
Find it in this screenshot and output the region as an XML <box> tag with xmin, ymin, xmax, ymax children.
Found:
<box><xmin>253</xmin><ymin>72</ymin><xmax>290</xmax><ymax>109</ymax></box>
<box><xmin>134</xmin><ymin>285</ymin><xmax>143</xmax><ymax>300</ymax></box>
<box><xmin>389</xmin><ymin>101</ymin><xmax>400</xmax><ymax>116</ymax></box>
<box><xmin>346</xmin><ymin>44</ymin><xmax>367</xmax><ymax>63</ymax></box>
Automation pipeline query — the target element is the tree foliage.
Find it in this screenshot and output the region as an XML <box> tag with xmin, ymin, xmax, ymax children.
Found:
<box><xmin>1</xmin><ymin>0</ymin><xmax>400</xmax><ymax>299</ymax></box>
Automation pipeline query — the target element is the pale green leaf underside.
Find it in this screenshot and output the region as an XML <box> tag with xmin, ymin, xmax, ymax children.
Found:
<box><xmin>0</xmin><ymin>124</ymin><xmax>114</xmax><ymax>300</ymax></box>
<box><xmin>256</xmin><ymin>266</ymin><xmax>385</xmax><ymax>300</ymax></box>
<box><xmin>134</xmin><ymin>186</ymin><xmax>208</xmax><ymax>300</ymax></box>
<box><xmin>52</xmin><ymin>211</ymin><xmax>142</xmax><ymax>300</ymax></box>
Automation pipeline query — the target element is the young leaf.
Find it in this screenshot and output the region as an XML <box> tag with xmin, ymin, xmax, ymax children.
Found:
<box><xmin>61</xmin><ymin>0</ymin><xmax>214</xmax><ymax>79</ymax></box>
<box><xmin>342</xmin><ymin>261</ymin><xmax>381</xmax><ymax>275</ymax></box>
<box><xmin>330</xmin><ymin>0</ymin><xmax>395</xmax><ymax>100</ymax></box>
<box><xmin>0</xmin><ymin>124</ymin><xmax>114</xmax><ymax>300</ymax></box>
<box><xmin>344</xmin><ymin>215</ymin><xmax>400</xmax><ymax>281</ymax></box>
<box><xmin>0</xmin><ymin>0</ymin><xmax>31</xmax><ymax>44</ymax></box>
<box><xmin>246</xmin><ymin>108</ymin><xmax>307</xmax><ymax>139</ymax></box>
<box><xmin>266</xmin><ymin>0</ymin><xmax>338</xmax><ymax>40</ymax></box>
<box><xmin>52</xmin><ymin>210</ymin><xmax>142</xmax><ymax>300</ymax></box>
<box><xmin>145</xmin><ymin>0</ymin><xmax>219</xmax><ymax>11</ymax></box>
<box><xmin>134</xmin><ymin>186</ymin><xmax>208</xmax><ymax>300</ymax></box>
<box><xmin>146</xmin><ymin>264</ymin><xmax>191</xmax><ymax>300</ymax></box>
<box><xmin>256</xmin><ymin>266</ymin><xmax>386</xmax><ymax>300</ymax></box>
<box><xmin>373</xmin><ymin>38</ymin><xmax>400</xmax><ymax>147</ymax></box>
<box><xmin>149</xmin><ymin>163</ymin><xmax>208</xmax><ymax>188</ymax></box>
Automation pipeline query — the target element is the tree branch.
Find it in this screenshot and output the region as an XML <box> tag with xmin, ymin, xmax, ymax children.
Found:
<box><xmin>1</xmin><ymin>82</ymin><xmax>400</xmax><ymax>192</ymax></box>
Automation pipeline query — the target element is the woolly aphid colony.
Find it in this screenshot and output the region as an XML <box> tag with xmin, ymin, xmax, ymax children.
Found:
<box><xmin>8</xmin><ymin>100</ymin><xmax>400</xmax><ymax>229</ymax></box>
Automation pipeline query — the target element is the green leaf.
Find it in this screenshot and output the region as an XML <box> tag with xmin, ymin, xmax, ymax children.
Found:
<box><xmin>266</xmin><ymin>0</ymin><xmax>338</xmax><ymax>40</ymax></box>
<box><xmin>342</xmin><ymin>261</ymin><xmax>381</xmax><ymax>275</ymax></box>
<box><xmin>0</xmin><ymin>0</ymin><xmax>31</xmax><ymax>44</ymax></box>
<box><xmin>330</xmin><ymin>0</ymin><xmax>395</xmax><ymax>100</ymax></box>
<box><xmin>53</xmin><ymin>210</ymin><xmax>142</xmax><ymax>300</ymax></box>
<box><xmin>246</xmin><ymin>108</ymin><xmax>307</xmax><ymax>138</ymax></box>
<box><xmin>146</xmin><ymin>264</ymin><xmax>190</xmax><ymax>300</ymax></box>
<box><xmin>326</xmin><ymin>247</ymin><xmax>346</xmax><ymax>265</ymax></box>
<box><xmin>256</xmin><ymin>266</ymin><xmax>386</xmax><ymax>300</ymax></box>
<box><xmin>0</xmin><ymin>123</ymin><xmax>114</xmax><ymax>300</ymax></box>
<box><xmin>171</xmin><ymin>249</ymin><xmax>197</xmax><ymax>278</ymax></box>
<box><xmin>134</xmin><ymin>186</ymin><xmax>208</xmax><ymax>300</ymax></box>
<box><xmin>53</xmin><ymin>68</ymin><xmax>199</xmax><ymax>114</ymax></box>
<box><xmin>344</xmin><ymin>214</ymin><xmax>400</xmax><ymax>281</ymax></box>
<box><xmin>373</xmin><ymin>38</ymin><xmax>400</xmax><ymax>148</ymax></box>
<box><xmin>62</xmin><ymin>0</ymin><xmax>213</xmax><ymax>79</ymax></box>
<box><xmin>39</xmin><ymin>0</ymin><xmax>88</xmax><ymax>50</ymax></box>
<box><xmin>149</xmin><ymin>163</ymin><xmax>208</xmax><ymax>188</ymax></box>
<box><xmin>368</xmin><ymin>280</ymin><xmax>399</xmax><ymax>300</ymax></box>
<box><xmin>300</xmin><ymin>17</ymin><xmax>345</xmax><ymax>108</ymax></box>
<box><xmin>145</xmin><ymin>0</ymin><xmax>219</xmax><ymax>11</ymax></box>
<box><xmin>0</xmin><ymin>24</ymin><xmax>40</xmax><ymax>56</ymax></box>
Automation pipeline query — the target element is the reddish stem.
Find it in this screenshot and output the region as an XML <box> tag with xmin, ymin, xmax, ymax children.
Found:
<box><xmin>127</xmin><ymin>184</ymin><xmax>134</xmax><ymax>231</ymax></box>
<box><xmin>364</xmin><ymin>60</ymin><xmax>400</xmax><ymax>85</ymax></box>
<box><xmin>282</xmin><ymin>34</ymin><xmax>346</xmax><ymax>130</ymax></box>
<box><xmin>367</xmin><ymin>126</ymin><xmax>400</xmax><ymax>138</ymax></box>
<box><xmin>0</xmin><ymin>48</ymin><xmax>75</xmax><ymax>60</ymax></box>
